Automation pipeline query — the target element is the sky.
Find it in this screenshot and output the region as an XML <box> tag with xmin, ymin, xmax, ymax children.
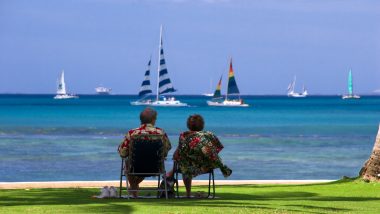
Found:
<box><xmin>0</xmin><ymin>0</ymin><xmax>379</xmax><ymax>95</ymax></box>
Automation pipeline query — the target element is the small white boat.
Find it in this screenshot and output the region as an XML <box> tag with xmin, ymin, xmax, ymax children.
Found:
<box><xmin>342</xmin><ymin>69</ymin><xmax>360</xmax><ymax>99</ymax></box>
<box><xmin>202</xmin><ymin>79</ymin><xmax>214</xmax><ymax>97</ymax></box>
<box><xmin>207</xmin><ymin>59</ymin><xmax>249</xmax><ymax>107</ymax></box>
<box><xmin>202</xmin><ymin>93</ymin><xmax>214</xmax><ymax>97</ymax></box>
<box><xmin>54</xmin><ymin>70</ymin><xmax>78</xmax><ymax>99</ymax></box>
<box><xmin>95</xmin><ymin>86</ymin><xmax>111</xmax><ymax>95</ymax></box>
<box><xmin>287</xmin><ymin>76</ymin><xmax>308</xmax><ymax>98</ymax></box>
<box><xmin>207</xmin><ymin>99</ymin><xmax>249</xmax><ymax>107</ymax></box>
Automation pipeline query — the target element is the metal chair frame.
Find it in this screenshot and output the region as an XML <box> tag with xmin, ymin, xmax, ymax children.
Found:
<box><xmin>174</xmin><ymin>162</ymin><xmax>215</xmax><ymax>199</ymax></box>
<box><xmin>119</xmin><ymin>134</ymin><xmax>168</xmax><ymax>199</ymax></box>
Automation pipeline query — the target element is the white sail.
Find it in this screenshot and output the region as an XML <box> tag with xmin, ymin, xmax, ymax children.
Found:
<box><xmin>54</xmin><ymin>70</ymin><xmax>78</xmax><ymax>99</ymax></box>
<box><xmin>287</xmin><ymin>76</ymin><xmax>307</xmax><ymax>98</ymax></box>
<box><xmin>57</xmin><ymin>70</ymin><xmax>67</xmax><ymax>95</ymax></box>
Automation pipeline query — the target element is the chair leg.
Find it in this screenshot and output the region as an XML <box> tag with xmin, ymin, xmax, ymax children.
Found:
<box><xmin>157</xmin><ymin>175</ymin><xmax>161</xmax><ymax>198</ymax></box>
<box><xmin>174</xmin><ymin>163</ymin><xmax>179</xmax><ymax>198</ymax></box>
<box><xmin>212</xmin><ymin>170</ymin><xmax>215</xmax><ymax>199</ymax></box>
<box><xmin>119</xmin><ymin>159</ymin><xmax>124</xmax><ymax>198</ymax></box>
<box><xmin>163</xmin><ymin>173</ymin><xmax>168</xmax><ymax>199</ymax></box>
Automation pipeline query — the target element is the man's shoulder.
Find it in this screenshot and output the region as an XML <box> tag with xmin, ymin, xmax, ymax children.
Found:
<box><xmin>152</xmin><ymin>126</ymin><xmax>166</xmax><ymax>134</ymax></box>
<box><xmin>127</xmin><ymin>125</ymin><xmax>166</xmax><ymax>135</ymax></box>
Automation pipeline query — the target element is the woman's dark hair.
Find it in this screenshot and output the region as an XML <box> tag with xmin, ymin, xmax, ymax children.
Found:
<box><xmin>187</xmin><ymin>114</ymin><xmax>204</xmax><ymax>131</ymax></box>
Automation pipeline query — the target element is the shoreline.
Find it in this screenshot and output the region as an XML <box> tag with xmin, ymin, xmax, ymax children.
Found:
<box><xmin>0</xmin><ymin>180</ymin><xmax>335</xmax><ymax>189</ymax></box>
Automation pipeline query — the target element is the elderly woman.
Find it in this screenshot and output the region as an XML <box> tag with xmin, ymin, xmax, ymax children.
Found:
<box><xmin>168</xmin><ymin>114</ymin><xmax>232</xmax><ymax>197</ymax></box>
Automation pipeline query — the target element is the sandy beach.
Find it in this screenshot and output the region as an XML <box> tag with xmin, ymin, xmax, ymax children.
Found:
<box><xmin>0</xmin><ymin>180</ymin><xmax>335</xmax><ymax>189</ymax></box>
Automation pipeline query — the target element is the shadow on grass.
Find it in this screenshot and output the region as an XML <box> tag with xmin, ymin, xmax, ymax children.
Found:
<box><xmin>1</xmin><ymin>180</ymin><xmax>379</xmax><ymax>213</ymax></box>
<box><xmin>0</xmin><ymin>188</ymin><xmax>133</xmax><ymax>213</ymax></box>
<box><xmin>250</xmin><ymin>177</ymin><xmax>359</xmax><ymax>189</ymax></box>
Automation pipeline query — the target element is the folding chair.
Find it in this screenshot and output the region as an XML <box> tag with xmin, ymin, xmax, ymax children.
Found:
<box><xmin>119</xmin><ymin>134</ymin><xmax>168</xmax><ymax>199</ymax></box>
<box><xmin>174</xmin><ymin>161</ymin><xmax>215</xmax><ymax>199</ymax></box>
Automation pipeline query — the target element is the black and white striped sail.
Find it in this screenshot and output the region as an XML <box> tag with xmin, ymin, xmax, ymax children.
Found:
<box><xmin>158</xmin><ymin>29</ymin><xmax>176</xmax><ymax>95</ymax></box>
<box><xmin>138</xmin><ymin>59</ymin><xmax>153</xmax><ymax>98</ymax></box>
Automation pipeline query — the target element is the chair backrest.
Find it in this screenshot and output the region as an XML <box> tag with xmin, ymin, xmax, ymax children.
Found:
<box><xmin>128</xmin><ymin>134</ymin><xmax>164</xmax><ymax>175</ymax></box>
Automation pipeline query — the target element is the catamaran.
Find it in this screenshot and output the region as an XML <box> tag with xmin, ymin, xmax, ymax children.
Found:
<box><xmin>130</xmin><ymin>59</ymin><xmax>154</xmax><ymax>106</ymax></box>
<box><xmin>150</xmin><ymin>26</ymin><xmax>187</xmax><ymax>107</ymax></box>
<box><xmin>342</xmin><ymin>69</ymin><xmax>360</xmax><ymax>99</ymax></box>
<box><xmin>207</xmin><ymin>59</ymin><xmax>249</xmax><ymax>107</ymax></box>
<box><xmin>53</xmin><ymin>70</ymin><xmax>78</xmax><ymax>99</ymax></box>
<box><xmin>287</xmin><ymin>76</ymin><xmax>308</xmax><ymax>98</ymax></box>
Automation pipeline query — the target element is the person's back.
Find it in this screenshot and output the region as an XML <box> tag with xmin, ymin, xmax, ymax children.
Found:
<box><xmin>118</xmin><ymin>107</ymin><xmax>171</xmax><ymax>197</ymax></box>
<box><xmin>169</xmin><ymin>114</ymin><xmax>231</xmax><ymax>197</ymax></box>
<box><xmin>177</xmin><ymin>130</ymin><xmax>225</xmax><ymax>177</ymax></box>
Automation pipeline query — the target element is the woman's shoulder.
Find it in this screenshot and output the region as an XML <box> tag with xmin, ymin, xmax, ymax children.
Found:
<box><xmin>179</xmin><ymin>130</ymin><xmax>218</xmax><ymax>139</ymax></box>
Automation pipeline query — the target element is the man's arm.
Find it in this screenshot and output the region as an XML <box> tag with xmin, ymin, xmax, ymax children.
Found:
<box><xmin>118</xmin><ymin>131</ymin><xmax>132</xmax><ymax>157</ymax></box>
<box><xmin>162</xmin><ymin>132</ymin><xmax>171</xmax><ymax>158</ymax></box>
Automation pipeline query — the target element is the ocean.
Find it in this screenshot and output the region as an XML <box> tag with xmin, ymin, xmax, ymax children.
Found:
<box><xmin>0</xmin><ymin>95</ymin><xmax>379</xmax><ymax>182</ymax></box>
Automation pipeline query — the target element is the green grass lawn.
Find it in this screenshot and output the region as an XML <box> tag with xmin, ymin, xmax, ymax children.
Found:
<box><xmin>1</xmin><ymin>178</ymin><xmax>380</xmax><ymax>213</ymax></box>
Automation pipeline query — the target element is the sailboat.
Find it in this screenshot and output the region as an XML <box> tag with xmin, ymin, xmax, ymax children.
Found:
<box><xmin>130</xmin><ymin>59</ymin><xmax>154</xmax><ymax>105</ymax></box>
<box><xmin>342</xmin><ymin>69</ymin><xmax>360</xmax><ymax>99</ymax></box>
<box><xmin>150</xmin><ymin>26</ymin><xmax>187</xmax><ymax>107</ymax></box>
<box><xmin>53</xmin><ymin>70</ymin><xmax>78</xmax><ymax>99</ymax></box>
<box><xmin>202</xmin><ymin>79</ymin><xmax>214</xmax><ymax>97</ymax></box>
<box><xmin>207</xmin><ymin>59</ymin><xmax>249</xmax><ymax>107</ymax></box>
<box><xmin>287</xmin><ymin>76</ymin><xmax>308</xmax><ymax>98</ymax></box>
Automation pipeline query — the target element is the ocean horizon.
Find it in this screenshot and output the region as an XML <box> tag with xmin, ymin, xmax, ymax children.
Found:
<box><xmin>0</xmin><ymin>95</ymin><xmax>379</xmax><ymax>182</ymax></box>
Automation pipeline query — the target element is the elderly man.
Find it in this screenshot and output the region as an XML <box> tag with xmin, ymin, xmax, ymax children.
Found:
<box><xmin>118</xmin><ymin>107</ymin><xmax>171</xmax><ymax>197</ymax></box>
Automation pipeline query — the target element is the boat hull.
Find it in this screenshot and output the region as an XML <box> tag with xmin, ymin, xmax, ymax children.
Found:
<box><xmin>96</xmin><ymin>92</ymin><xmax>111</xmax><ymax>95</ymax></box>
<box><xmin>287</xmin><ymin>91</ymin><xmax>308</xmax><ymax>98</ymax></box>
<box><xmin>150</xmin><ymin>100</ymin><xmax>188</xmax><ymax>107</ymax></box>
<box><xmin>54</xmin><ymin>94</ymin><xmax>78</xmax><ymax>99</ymax></box>
<box><xmin>288</xmin><ymin>94</ymin><xmax>307</xmax><ymax>98</ymax></box>
<box><xmin>202</xmin><ymin>93</ymin><xmax>214</xmax><ymax>97</ymax></box>
<box><xmin>130</xmin><ymin>100</ymin><xmax>153</xmax><ymax>106</ymax></box>
<box><xmin>207</xmin><ymin>100</ymin><xmax>249</xmax><ymax>107</ymax></box>
<box><xmin>342</xmin><ymin>95</ymin><xmax>361</xmax><ymax>99</ymax></box>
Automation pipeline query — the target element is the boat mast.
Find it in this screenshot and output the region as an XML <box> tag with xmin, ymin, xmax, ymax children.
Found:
<box><xmin>156</xmin><ymin>25</ymin><xmax>162</xmax><ymax>101</ymax></box>
<box><xmin>226</xmin><ymin>58</ymin><xmax>231</xmax><ymax>101</ymax></box>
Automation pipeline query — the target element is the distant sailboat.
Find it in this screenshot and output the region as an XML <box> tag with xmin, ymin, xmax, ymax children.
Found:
<box><xmin>342</xmin><ymin>69</ymin><xmax>360</xmax><ymax>99</ymax></box>
<box><xmin>150</xmin><ymin>26</ymin><xmax>187</xmax><ymax>107</ymax></box>
<box><xmin>207</xmin><ymin>59</ymin><xmax>248</xmax><ymax>107</ymax></box>
<box><xmin>287</xmin><ymin>76</ymin><xmax>308</xmax><ymax>98</ymax></box>
<box><xmin>202</xmin><ymin>79</ymin><xmax>214</xmax><ymax>97</ymax></box>
<box><xmin>53</xmin><ymin>70</ymin><xmax>78</xmax><ymax>99</ymax></box>
<box><xmin>131</xmin><ymin>58</ymin><xmax>154</xmax><ymax>105</ymax></box>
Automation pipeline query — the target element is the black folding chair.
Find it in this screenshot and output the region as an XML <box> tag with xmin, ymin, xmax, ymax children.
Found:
<box><xmin>174</xmin><ymin>161</ymin><xmax>215</xmax><ymax>199</ymax></box>
<box><xmin>119</xmin><ymin>134</ymin><xmax>168</xmax><ymax>199</ymax></box>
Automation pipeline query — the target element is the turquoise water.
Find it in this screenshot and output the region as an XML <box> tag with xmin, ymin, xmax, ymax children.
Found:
<box><xmin>0</xmin><ymin>95</ymin><xmax>379</xmax><ymax>181</ymax></box>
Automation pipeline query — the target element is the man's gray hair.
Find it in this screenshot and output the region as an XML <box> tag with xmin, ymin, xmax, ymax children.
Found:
<box><xmin>140</xmin><ymin>107</ymin><xmax>157</xmax><ymax>124</ymax></box>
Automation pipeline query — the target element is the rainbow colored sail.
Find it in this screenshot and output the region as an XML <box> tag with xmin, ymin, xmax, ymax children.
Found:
<box><xmin>212</xmin><ymin>75</ymin><xmax>223</xmax><ymax>99</ymax></box>
<box><xmin>226</xmin><ymin>59</ymin><xmax>240</xmax><ymax>96</ymax></box>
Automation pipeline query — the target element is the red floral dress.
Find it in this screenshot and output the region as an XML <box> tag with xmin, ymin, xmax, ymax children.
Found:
<box><xmin>176</xmin><ymin>131</ymin><xmax>230</xmax><ymax>178</ymax></box>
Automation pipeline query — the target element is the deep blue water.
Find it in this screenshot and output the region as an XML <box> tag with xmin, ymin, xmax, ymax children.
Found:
<box><xmin>0</xmin><ymin>95</ymin><xmax>379</xmax><ymax>181</ymax></box>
